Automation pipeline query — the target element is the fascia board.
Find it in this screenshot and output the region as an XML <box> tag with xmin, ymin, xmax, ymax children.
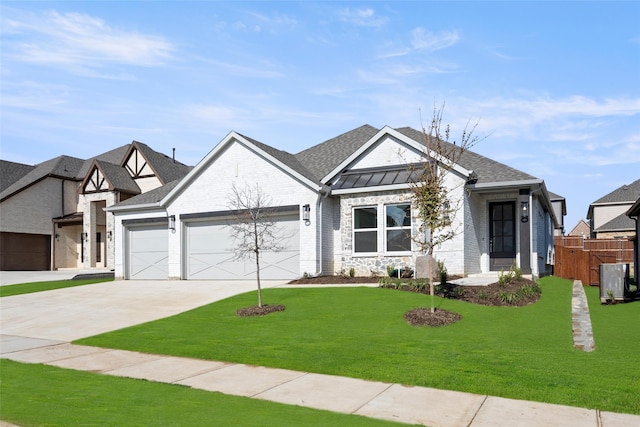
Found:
<box><xmin>321</xmin><ymin>126</ymin><xmax>470</xmax><ymax>184</ymax></box>
<box><xmin>331</xmin><ymin>183</ymin><xmax>412</xmax><ymax>195</ymax></box>
<box><xmin>105</xmin><ymin>202</ymin><xmax>162</xmax><ymax>213</ymax></box>
<box><xmin>466</xmin><ymin>179</ymin><xmax>544</xmax><ymax>192</ymax></box>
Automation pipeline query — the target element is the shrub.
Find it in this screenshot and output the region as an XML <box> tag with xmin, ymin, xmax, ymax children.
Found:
<box><xmin>349</xmin><ymin>267</ymin><xmax>355</xmax><ymax>278</ymax></box>
<box><xmin>499</xmin><ymin>291</ymin><xmax>519</xmax><ymax>304</ymax></box>
<box><xmin>437</xmin><ymin>260</ymin><xmax>448</xmax><ymax>284</ymax></box>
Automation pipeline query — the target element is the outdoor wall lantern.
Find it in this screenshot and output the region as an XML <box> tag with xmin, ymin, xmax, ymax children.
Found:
<box><xmin>520</xmin><ymin>200</ymin><xmax>529</xmax><ymax>223</ymax></box>
<box><xmin>107</xmin><ymin>230</ymin><xmax>113</xmax><ymax>241</ymax></box>
<box><xmin>55</xmin><ymin>233</ymin><xmax>60</xmax><ymax>241</ymax></box>
<box><xmin>302</xmin><ymin>204</ymin><xmax>311</xmax><ymax>226</ymax></box>
<box><xmin>168</xmin><ymin>215</ymin><xmax>176</xmax><ymax>232</ymax></box>
<box><xmin>81</xmin><ymin>232</ymin><xmax>88</xmax><ymax>241</ymax></box>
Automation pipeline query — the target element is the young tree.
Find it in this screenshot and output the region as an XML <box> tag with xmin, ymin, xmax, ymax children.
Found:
<box><xmin>227</xmin><ymin>183</ymin><xmax>288</xmax><ymax>308</ymax></box>
<box><xmin>410</xmin><ymin>104</ymin><xmax>483</xmax><ymax>313</ymax></box>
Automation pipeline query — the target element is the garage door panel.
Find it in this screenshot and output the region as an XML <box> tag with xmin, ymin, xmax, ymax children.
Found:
<box><xmin>128</xmin><ymin>226</ymin><xmax>168</xmax><ymax>280</ymax></box>
<box><xmin>186</xmin><ymin>215</ymin><xmax>300</xmax><ymax>280</ymax></box>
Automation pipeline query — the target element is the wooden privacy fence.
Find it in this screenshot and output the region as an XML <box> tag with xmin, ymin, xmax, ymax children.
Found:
<box><xmin>554</xmin><ymin>236</ymin><xmax>634</xmax><ymax>285</ymax></box>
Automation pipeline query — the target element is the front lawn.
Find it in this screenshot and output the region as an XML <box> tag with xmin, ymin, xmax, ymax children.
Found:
<box><xmin>0</xmin><ymin>278</ymin><xmax>114</xmax><ymax>297</ymax></box>
<box><xmin>77</xmin><ymin>277</ymin><xmax>640</xmax><ymax>414</ymax></box>
<box><xmin>0</xmin><ymin>360</ymin><xmax>408</xmax><ymax>427</ymax></box>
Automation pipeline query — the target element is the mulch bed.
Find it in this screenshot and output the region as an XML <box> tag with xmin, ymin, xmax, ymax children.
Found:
<box><xmin>236</xmin><ymin>304</ymin><xmax>286</xmax><ymax>317</ymax></box>
<box><xmin>288</xmin><ymin>276</ymin><xmax>380</xmax><ymax>284</ymax></box>
<box><xmin>404</xmin><ymin>308</ymin><xmax>463</xmax><ymax>327</ymax></box>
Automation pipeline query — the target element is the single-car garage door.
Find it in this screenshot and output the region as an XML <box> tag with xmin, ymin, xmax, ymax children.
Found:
<box><xmin>0</xmin><ymin>232</ymin><xmax>51</xmax><ymax>271</ymax></box>
<box><xmin>185</xmin><ymin>214</ymin><xmax>299</xmax><ymax>280</ymax></box>
<box><xmin>127</xmin><ymin>225</ymin><xmax>169</xmax><ymax>279</ymax></box>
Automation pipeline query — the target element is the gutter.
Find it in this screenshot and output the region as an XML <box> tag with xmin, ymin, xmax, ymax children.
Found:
<box><xmin>105</xmin><ymin>202</ymin><xmax>162</xmax><ymax>213</ymax></box>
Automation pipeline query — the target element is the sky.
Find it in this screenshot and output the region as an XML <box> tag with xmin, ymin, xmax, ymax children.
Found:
<box><xmin>1</xmin><ymin>1</ymin><xmax>639</xmax><ymax>232</ymax></box>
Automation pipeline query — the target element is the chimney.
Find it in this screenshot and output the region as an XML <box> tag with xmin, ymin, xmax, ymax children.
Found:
<box><xmin>172</xmin><ymin>148</ymin><xmax>176</xmax><ymax>163</ymax></box>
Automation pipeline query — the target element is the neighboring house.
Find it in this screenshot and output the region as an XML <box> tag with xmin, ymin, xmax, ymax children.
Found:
<box><xmin>107</xmin><ymin>125</ymin><xmax>562</xmax><ymax>281</ymax></box>
<box><xmin>586</xmin><ymin>179</ymin><xmax>640</xmax><ymax>239</ymax></box>
<box><xmin>549</xmin><ymin>191</ymin><xmax>566</xmax><ymax>236</ymax></box>
<box><xmin>0</xmin><ymin>142</ymin><xmax>191</xmax><ymax>271</ymax></box>
<box><xmin>626</xmin><ymin>197</ymin><xmax>640</xmax><ymax>282</ymax></box>
<box><xmin>568</xmin><ymin>220</ymin><xmax>590</xmax><ymax>238</ymax></box>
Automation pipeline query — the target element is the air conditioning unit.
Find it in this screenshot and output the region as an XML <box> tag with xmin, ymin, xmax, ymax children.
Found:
<box><xmin>599</xmin><ymin>263</ymin><xmax>630</xmax><ymax>303</ymax></box>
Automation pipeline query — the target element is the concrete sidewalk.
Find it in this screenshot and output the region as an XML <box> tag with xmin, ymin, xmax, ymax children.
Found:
<box><xmin>2</xmin><ymin>335</ymin><xmax>638</xmax><ymax>427</ymax></box>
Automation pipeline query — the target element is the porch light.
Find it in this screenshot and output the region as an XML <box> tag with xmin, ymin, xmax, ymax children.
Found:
<box><xmin>81</xmin><ymin>232</ymin><xmax>88</xmax><ymax>241</ymax></box>
<box><xmin>520</xmin><ymin>200</ymin><xmax>529</xmax><ymax>223</ymax></box>
<box><xmin>168</xmin><ymin>215</ymin><xmax>176</xmax><ymax>232</ymax></box>
<box><xmin>302</xmin><ymin>204</ymin><xmax>311</xmax><ymax>225</ymax></box>
<box><xmin>107</xmin><ymin>231</ymin><xmax>112</xmax><ymax>241</ymax></box>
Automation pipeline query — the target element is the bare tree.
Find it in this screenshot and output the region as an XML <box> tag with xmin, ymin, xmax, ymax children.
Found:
<box><xmin>227</xmin><ymin>183</ymin><xmax>287</xmax><ymax>308</ymax></box>
<box><xmin>410</xmin><ymin>103</ymin><xmax>484</xmax><ymax>313</ymax></box>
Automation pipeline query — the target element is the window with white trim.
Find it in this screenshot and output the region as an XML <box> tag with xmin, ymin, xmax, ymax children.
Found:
<box><xmin>385</xmin><ymin>204</ymin><xmax>411</xmax><ymax>252</ymax></box>
<box><xmin>353</xmin><ymin>207</ymin><xmax>377</xmax><ymax>253</ymax></box>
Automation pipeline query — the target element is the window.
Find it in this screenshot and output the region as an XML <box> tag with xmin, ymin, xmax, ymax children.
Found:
<box><xmin>386</xmin><ymin>204</ymin><xmax>411</xmax><ymax>252</ymax></box>
<box><xmin>353</xmin><ymin>207</ymin><xmax>377</xmax><ymax>253</ymax></box>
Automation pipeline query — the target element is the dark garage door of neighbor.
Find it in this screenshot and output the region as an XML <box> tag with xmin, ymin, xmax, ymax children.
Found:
<box><xmin>0</xmin><ymin>232</ymin><xmax>51</xmax><ymax>270</ymax></box>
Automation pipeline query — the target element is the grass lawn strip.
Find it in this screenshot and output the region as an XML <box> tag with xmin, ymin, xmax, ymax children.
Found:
<box><xmin>76</xmin><ymin>277</ymin><xmax>640</xmax><ymax>415</ymax></box>
<box><xmin>0</xmin><ymin>360</ymin><xmax>412</xmax><ymax>427</ymax></box>
<box><xmin>0</xmin><ymin>278</ymin><xmax>114</xmax><ymax>297</ymax></box>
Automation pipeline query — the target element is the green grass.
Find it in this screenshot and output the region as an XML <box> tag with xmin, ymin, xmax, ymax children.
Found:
<box><xmin>76</xmin><ymin>277</ymin><xmax>640</xmax><ymax>415</ymax></box>
<box><xmin>0</xmin><ymin>360</ymin><xmax>410</xmax><ymax>427</ymax></box>
<box><xmin>0</xmin><ymin>278</ymin><xmax>113</xmax><ymax>297</ymax></box>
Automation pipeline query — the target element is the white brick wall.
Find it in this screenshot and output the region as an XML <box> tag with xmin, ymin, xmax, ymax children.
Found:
<box><xmin>165</xmin><ymin>141</ymin><xmax>319</xmax><ymax>279</ymax></box>
<box><xmin>351</xmin><ymin>135</ymin><xmax>423</xmax><ymax>169</ymax></box>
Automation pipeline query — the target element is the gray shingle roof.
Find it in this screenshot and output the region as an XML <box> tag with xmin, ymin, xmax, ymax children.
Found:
<box><xmin>592</xmin><ymin>179</ymin><xmax>640</xmax><ymax>205</ymax></box>
<box><xmin>294</xmin><ymin>125</ymin><xmax>379</xmax><ymax>180</ymax></box>
<box><xmin>0</xmin><ymin>160</ymin><xmax>35</xmax><ymax>193</ymax></box>
<box><xmin>76</xmin><ymin>145</ymin><xmax>130</xmax><ymax>179</ymax></box>
<box><xmin>598</xmin><ymin>213</ymin><xmax>635</xmax><ymax>232</ymax></box>
<box><xmin>394</xmin><ymin>127</ymin><xmax>537</xmax><ymax>184</ymax></box>
<box><xmin>237</xmin><ymin>133</ymin><xmax>318</xmax><ymax>183</ymax></box>
<box><xmin>93</xmin><ymin>160</ymin><xmax>141</xmax><ymax>194</ymax></box>
<box><xmin>2</xmin><ymin>142</ymin><xmax>192</xmax><ymax>202</ymax></box>
<box><xmin>1</xmin><ymin>155</ymin><xmax>85</xmax><ymax>201</ymax></box>
<box><xmin>114</xmin><ymin>179</ymin><xmax>182</xmax><ymax>207</ymax></box>
<box><xmin>133</xmin><ymin>141</ymin><xmax>193</xmax><ymax>184</ymax></box>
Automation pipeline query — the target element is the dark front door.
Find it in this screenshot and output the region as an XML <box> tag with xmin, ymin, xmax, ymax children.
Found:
<box><xmin>490</xmin><ymin>201</ymin><xmax>516</xmax><ymax>271</ymax></box>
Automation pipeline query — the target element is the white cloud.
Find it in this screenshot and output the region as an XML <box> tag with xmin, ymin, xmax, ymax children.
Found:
<box><xmin>2</xmin><ymin>8</ymin><xmax>174</xmax><ymax>75</ymax></box>
<box><xmin>338</xmin><ymin>7</ymin><xmax>388</xmax><ymax>28</ymax></box>
<box><xmin>410</xmin><ymin>28</ymin><xmax>459</xmax><ymax>52</ymax></box>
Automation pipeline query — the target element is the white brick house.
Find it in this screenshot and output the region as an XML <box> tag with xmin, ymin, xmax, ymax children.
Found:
<box><xmin>107</xmin><ymin>125</ymin><xmax>562</xmax><ymax>281</ymax></box>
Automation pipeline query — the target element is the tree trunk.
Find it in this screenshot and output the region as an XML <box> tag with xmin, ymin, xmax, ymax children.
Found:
<box><xmin>253</xmin><ymin>222</ymin><xmax>262</xmax><ymax>308</ymax></box>
<box><xmin>428</xmin><ymin>246</ymin><xmax>435</xmax><ymax>313</ymax></box>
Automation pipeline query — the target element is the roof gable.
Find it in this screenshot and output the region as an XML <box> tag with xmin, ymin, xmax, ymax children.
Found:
<box><xmin>124</xmin><ymin>141</ymin><xmax>192</xmax><ymax>185</ymax></box>
<box><xmin>81</xmin><ymin>160</ymin><xmax>141</xmax><ymax>194</ymax></box>
<box><xmin>322</xmin><ymin>126</ymin><xmax>471</xmax><ymax>186</ymax></box>
<box><xmin>159</xmin><ymin>131</ymin><xmax>326</xmax><ymax>208</ymax></box>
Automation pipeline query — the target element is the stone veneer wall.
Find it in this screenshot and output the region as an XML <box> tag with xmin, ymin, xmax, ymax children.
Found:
<box><xmin>338</xmin><ymin>190</ymin><xmax>420</xmax><ymax>277</ymax></box>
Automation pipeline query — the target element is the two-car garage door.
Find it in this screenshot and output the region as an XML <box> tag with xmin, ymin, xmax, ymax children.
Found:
<box><xmin>185</xmin><ymin>214</ymin><xmax>300</xmax><ymax>280</ymax></box>
<box><xmin>126</xmin><ymin>214</ymin><xmax>300</xmax><ymax>280</ymax></box>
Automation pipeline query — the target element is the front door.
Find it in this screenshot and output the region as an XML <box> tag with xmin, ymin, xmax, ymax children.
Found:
<box><xmin>490</xmin><ymin>201</ymin><xmax>516</xmax><ymax>271</ymax></box>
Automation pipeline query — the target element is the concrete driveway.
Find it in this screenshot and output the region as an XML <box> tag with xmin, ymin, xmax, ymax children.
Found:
<box><xmin>0</xmin><ymin>279</ymin><xmax>284</xmax><ymax>341</ymax></box>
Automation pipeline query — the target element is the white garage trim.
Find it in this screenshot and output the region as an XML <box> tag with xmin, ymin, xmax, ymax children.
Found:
<box><xmin>125</xmin><ymin>221</ymin><xmax>169</xmax><ymax>280</ymax></box>
<box><xmin>183</xmin><ymin>210</ymin><xmax>300</xmax><ymax>280</ymax></box>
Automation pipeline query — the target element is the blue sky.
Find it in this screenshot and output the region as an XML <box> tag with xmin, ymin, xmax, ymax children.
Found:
<box><xmin>1</xmin><ymin>1</ymin><xmax>639</xmax><ymax>231</ymax></box>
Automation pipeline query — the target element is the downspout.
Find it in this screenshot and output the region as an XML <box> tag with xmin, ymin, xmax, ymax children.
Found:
<box><xmin>315</xmin><ymin>188</ymin><xmax>331</xmax><ymax>277</ymax></box>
